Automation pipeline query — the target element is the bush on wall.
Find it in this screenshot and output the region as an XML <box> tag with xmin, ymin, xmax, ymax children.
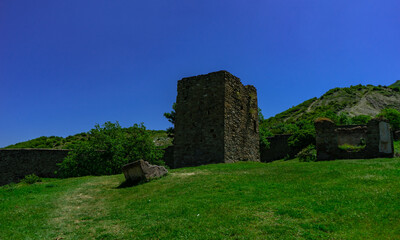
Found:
<box><xmin>57</xmin><ymin>121</ymin><xmax>163</xmax><ymax>178</ymax></box>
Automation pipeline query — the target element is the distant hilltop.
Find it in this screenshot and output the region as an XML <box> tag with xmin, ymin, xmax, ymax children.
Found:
<box><xmin>390</xmin><ymin>80</ymin><xmax>400</xmax><ymax>88</ymax></box>
<box><xmin>264</xmin><ymin>81</ymin><xmax>400</xmax><ymax>125</ymax></box>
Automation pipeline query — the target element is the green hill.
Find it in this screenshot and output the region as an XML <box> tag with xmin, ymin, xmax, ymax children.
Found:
<box><xmin>391</xmin><ymin>80</ymin><xmax>400</xmax><ymax>88</ymax></box>
<box><xmin>1</xmin><ymin>159</ymin><xmax>400</xmax><ymax>239</ymax></box>
<box><xmin>266</xmin><ymin>84</ymin><xmax>400</xmax><ymax>125</ymax></box>
<box><xmin>262</xmin><ymin>83</ymin><xmax>400</xmax><ymax>135</ymax></box>
<box><xmin>3</xmin><ymin>129</ymin><xmax>171</xmax><ymax>149</ymax></box>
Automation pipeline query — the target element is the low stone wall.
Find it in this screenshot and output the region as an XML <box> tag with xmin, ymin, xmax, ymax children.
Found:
<box><xmin>0</xmin><ymin>149</ymin><xmax>71</xmax><ymax>186</ymax></box>
<box><xmin>315</xmin><ymin>118</ymin><xmax>394</xmax><ymax>161</ymax></box>
<box><xmin>260</xmin><ymin>134</ymin><xmax>296</xmax><ymax>162</ymax></box>
<box><xmin>394</xmin><ymin>130</ymin><xmax>400</xmax><ymax>141</ymax></box>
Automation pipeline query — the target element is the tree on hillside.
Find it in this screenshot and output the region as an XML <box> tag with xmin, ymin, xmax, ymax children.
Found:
<box><xmin>351</xmin><ymin>115</ymin><xmax>372</xmax><ymax>125</ymax></box>
<box><xmin>378</xmin><ymin>108</ymin><xmax>400</xmax><ymax>131</ymax></box>
<box><xmin>57</xmin><ymin>121</ymin><xmax>163</xmax><ymax>178</ymax></box>
<box><xmin>164</xmin><ymin>102</ymin><xmax>176</xmax><ymax>137</ymax></box>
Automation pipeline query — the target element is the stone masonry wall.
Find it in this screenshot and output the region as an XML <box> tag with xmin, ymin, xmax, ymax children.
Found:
<box><xmin>394</xmin><ymin>130</ymin><xmax>400</xmax><ymax>141</ymax></box>
<box><xmin>260</xmin><ymin>134</ymin><xmax>295</xmax><ymax>162</ymax></box>
<box><xmin>173</xmin><ymin>71</ymin><xmax>259</xmax><ymax>168</ymax></box>
<box><xmin>315</xmin><ymin>118</ymin><xmax>394</xmax><ymax>161</ymax></box>
<box><xmin>224</xmin><ymin>74</ymin><xmax>259</xmax><ymax>163</ymax></box>
<box><xmin>336</xmin><ymin>125</ymin><xmax>367</xmax><ymax>146</ymax></box>
<box><xmin>0</xmin><ymin>149</ymin><xmax>70</xmax><ymax>186</ymax></box>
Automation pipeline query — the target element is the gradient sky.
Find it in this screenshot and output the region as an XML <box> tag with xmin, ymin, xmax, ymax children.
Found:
<box><xmin>1</xmin><ymin>0</ymin><xmax>399</xmax><ymax>147</ymax></box>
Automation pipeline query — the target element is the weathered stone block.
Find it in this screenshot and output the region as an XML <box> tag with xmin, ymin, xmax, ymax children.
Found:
<box><xmin>122</xmin><ymin>160</ymin><xmax>168</xmax><ymax>182</ymax></box>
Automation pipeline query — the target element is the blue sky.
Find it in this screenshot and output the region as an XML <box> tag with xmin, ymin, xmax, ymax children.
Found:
<box><xmin>1</xmin><ymin>0</ymin><xmax>399</xmax><ymax>147</ymax></box>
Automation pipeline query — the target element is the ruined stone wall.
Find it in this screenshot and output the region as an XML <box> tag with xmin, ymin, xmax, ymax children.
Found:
<box><xmin>0</xmin><ymin>149</ymin><xmax>70</xmax><ymax>185</ymax></box>
<box><xmin>315</xmin><ymin>118</ymin><xmax>394</xmax><ymax>161</ymax></box>
<box><xmin>224</xmin><ymin>75</ymin><xmax>259</xmax><ymax>162</ymax></box>
<box><xmin>173</xmin><ymin>71</ymin><xmax>259</xmax><ymax>168</ymax></box>
<box><xmin>336</xmin><ymin>125</ymin><xmax>367</xmax><ymax>146</ymax></box>
<box><xmin>260</xmin><ymin>134</ymin><xmax>295</xmax><ymax>162</ymax></box>
<box><xmin>173</xmin><ymin>71</ymin><xmax>226</xmax><ymax>167</ymax></box>
<box><xmin>394</xmin><ymin>130</ymin><xmax>400</xmax><ymax>141</ymax></box>
<box><xmin>163</xmin><ymin>146</ymin><xmax>174</xmax><ymax>168</ymax></box>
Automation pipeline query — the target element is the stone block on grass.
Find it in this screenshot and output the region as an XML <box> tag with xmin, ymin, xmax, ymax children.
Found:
<box><xmin>122</xmin><ymin>160</ymin><xmax>168</xmax><ymax>183</ymax></box>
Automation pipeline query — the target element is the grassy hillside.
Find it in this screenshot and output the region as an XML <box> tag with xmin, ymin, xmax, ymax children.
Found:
<box><xmin>264</xmin><ymin>84</ymin><xmax>400</xmax><ymax>127</ymax></box>
<box><xmin>390</xmin><ymin>80</ymin><xmax>400</xmax><ymax>88</ymax></box>
<box><xmin>1</xmin><ymin>158</ymin><xmax>400</xmax><ymax>239</ymax></box>
<box><xmin>3</xmin><ymin>129</ymin><xmax>171</xmax><ymax>149</ymax></box>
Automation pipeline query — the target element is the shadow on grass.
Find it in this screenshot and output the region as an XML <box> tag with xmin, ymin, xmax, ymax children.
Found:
<box><xmin>116</xmin><ymin>179</ymin><xmax>146</xmax><ymax>188</ymax></box>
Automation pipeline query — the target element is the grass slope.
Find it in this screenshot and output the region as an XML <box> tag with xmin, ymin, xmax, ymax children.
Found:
<box><xmin>390</xmin><ymin>80</ymin><xmax>400</xmax><ymax>88</ymax></box>
<box><xmin>3</xmin><ymin>130</ymin><xmax>171</xmax><ymax>149</ymax></box>
<box><xmin>264</xmin><ymin>84</ymin><xmax>400</xmax><ymax>127</ymax></box>
<box><xmin>2</xmin><ymin>158</ymin><xmax>400</xmax><ymax>239</ymax></box>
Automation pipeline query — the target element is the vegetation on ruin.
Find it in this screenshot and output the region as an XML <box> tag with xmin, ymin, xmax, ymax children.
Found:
<box><xmin>338</xmin><ymin>144</ymin><xmax>366</xmax><ymax>152</ymax></box>
<box><xmin>395</xmin><ymin>141</ymin><xmax>400</xmax><ymax>157</ymax></box>
<box><xmin>296</xmin><ymin>144</ymin><xmax>317</xmax><ymax>162</ymax></box>
<box><xmin>2</xmin><ymin>158</ymin><xmax>400</xmax><ymax>239</ymax></box>
<box><xmin>57</xmin><ymin>121</ymin><xmax>164</xmax><ymax>178</ymax></box>
<box><xmin>377</xmin><ymin>108</ymin><xmax>400</xmax><ymax>131</ymax></box>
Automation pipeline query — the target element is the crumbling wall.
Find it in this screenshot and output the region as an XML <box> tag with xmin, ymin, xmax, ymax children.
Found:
<box><xmin>0</xmin><ymin>149</ymin><xmax>70</xmax><ymax>185</ymax></box>
<box><xmin>394</xmin><ymin>130</ymin><xmax>400</xmax><ymax>141</ymax></box>
<box><xmin>260</xmin><ymin>134</ymin><xmax>295</xmax><ymax>162</ymax></box>
<box><xmin>173</xmin><ymin>71</ymin><xmax>259</xmax><ymax>168</ymax></box>
<box><xmin>224</xmin><ymin>75</ymin><xmax>259</xmax><ymax>163</ymax></box>
<box><xmin>315</xmin><ymin>118</ymin><xmax>394</xmax><ymax>160</ymax></box>
<box><xmin>336</xmin><ymin>125</ymin><xmax>367</xmax><ymax>146</ymax></box>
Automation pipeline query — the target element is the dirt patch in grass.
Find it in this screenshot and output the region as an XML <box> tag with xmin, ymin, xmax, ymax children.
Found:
<box><xmin>50</xmin><ymin>177</ymin><xmax>131</xmax><ymax>239</ymax></box>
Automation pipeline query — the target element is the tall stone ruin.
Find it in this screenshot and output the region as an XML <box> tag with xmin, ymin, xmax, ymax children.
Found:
<box><xmin>173</xmin><ymin>71</ymin><xmax>260</xmax><ymax>168</ymax></box>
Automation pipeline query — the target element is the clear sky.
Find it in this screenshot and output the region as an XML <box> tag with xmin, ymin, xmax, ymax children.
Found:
<box><xmin>1</xmin><ymin>0</ymin><xmax>399</xmax><ymax>147</ymax></box>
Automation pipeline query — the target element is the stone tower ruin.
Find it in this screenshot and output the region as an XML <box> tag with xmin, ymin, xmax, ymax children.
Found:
<box><xmin>173</xmin><ymin>70</ymin><xmax>260</xmax><ymax>168</ymax></box>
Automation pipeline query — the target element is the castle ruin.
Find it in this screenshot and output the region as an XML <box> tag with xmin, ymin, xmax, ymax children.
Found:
<box><xmin>315</xmin><ymin>118</ymin><xmax>394</xmax><ymax>160</ymax></box>
<box><xmin>173</xmin><ymin>71</ymin><xmax>260</xmax><ymax>168</ymax></box>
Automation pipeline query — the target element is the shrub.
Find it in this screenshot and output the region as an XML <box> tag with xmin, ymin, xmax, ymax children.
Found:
<box><xmin>288</xmin><ymin>128</ymin><xmax>316</xmax><ymax>150</ymax></box>
<box><xmin>378</xmin><ymin>108</ymin><xmax>400</xmax><ymax>131</ymax></box>
<box><xmin>164</xmin><ymin>103</ymin><xmax>176</xmax><ymax>137</ymax></box>
<box><xmin>259</xmin><ymin>125</ymin><xmax>273</xmax><ymax>149</ymax></box>
<box><xmin>22</xmin><ymin>174</ymin><xmax>42</xmax><ymax>184</ymax></box>
<box><xmin>57</xmin><ymin>122</ymin><xmax>164</xmax><ymax>178</ymax></box>
<box><xmin>296</xmin><ymin>145</ymin><xmax>317</xmax><ymax>162</ymax></box>
<box><xmin>351</xmin><ymin>115</ymin><xmax>372</xmax><ymax>125</ymax></box>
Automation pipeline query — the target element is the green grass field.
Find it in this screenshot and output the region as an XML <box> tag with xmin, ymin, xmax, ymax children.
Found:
<box><xmin>1</xmin><ymin>158</ymin><xmax>400</xmax><ymax>239</ymax></box>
